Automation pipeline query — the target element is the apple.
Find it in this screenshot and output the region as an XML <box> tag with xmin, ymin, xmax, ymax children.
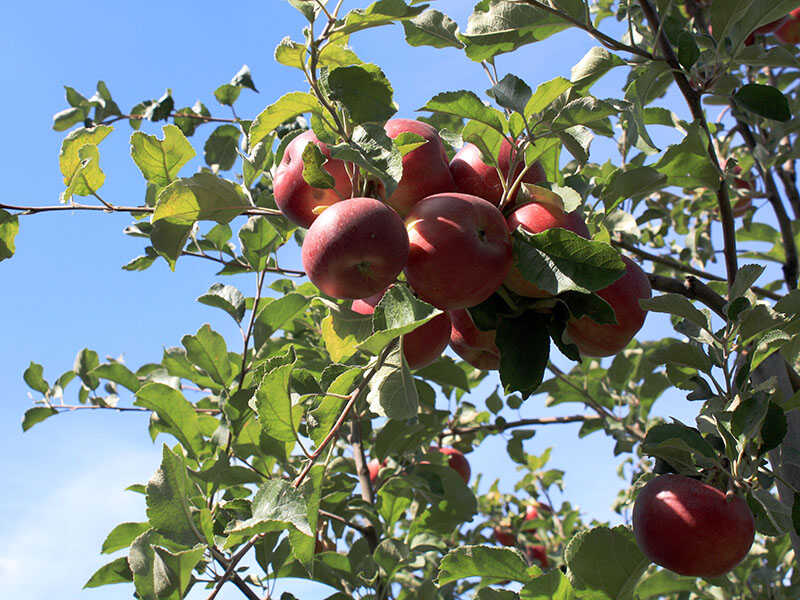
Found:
<box><xmin>351</xmin><ymin>289</ymin><xmax>452</xmax><ymax>370</ymax></box>
<box><xmin>426</xmin><ymin>446</ymin><xmax>471</xmax><ymax>484</ymax></box>
<box><xmin>505</xmin><ymin>200</ymin><xmax>591</xmax><ymax>297</ymax></box>
<box><xmin>367</xmin><ymin>458</ymin><xmax>385</xmax><ymax>485</ymax></box>
<box><xmin>273</xmin><ymin>130</ymin><xmax>353</xmax><ymax>228</ymax></box>
<box><xmin>565</xmin><ymin>256</ymin><xmax>651</xmax><ymax>357</ymax></box>
<box><xmin>524</xmin><ymin>502</ymin><xmax>552</xmax><ymax>521</ymax></box>
<box><xmin>493</xmin><ymin>526</ymin><xmax>517</xmax><ymax>547</ymax></box>
<box><xmin>776</xmin><ymin>8</ymin><xmax>800</xmax><ymax>44</ymax></box>
<box><xmin>450</xmin><ymin>138</ymin><xmax>545</xmax><ymax>207</ymax></box>
<box><xmin>302</xmin><ymin>197</ymin><xmax>409</xmax><ymax>299</ymax></box>
<box><xmin>632</xmin><ymin>474</ymin><xmax>755</xmax><ymax>577</ymax></box>
<box><xmin>448</xmin><ymin>308</ymin><xmax>501</xmax><ymax>370</ymax></box>
<box><xmin>382</xmin><ymin>119</ymin><xmax>456</xmax><ymax>217</ymax></box>
<box><xmin>525</xmin><ymin>544</ymin><xmax>549</xmax><ymax>569</ymax></box>
<box><xmin>404</xmin><ymin>193</ymin><xmax>513</xmax><ymax>309</ymax></box>
<box><xmin>730</xmin><ymin>166</ymin><xmax>754</xmax><ymax>217</ymax></box>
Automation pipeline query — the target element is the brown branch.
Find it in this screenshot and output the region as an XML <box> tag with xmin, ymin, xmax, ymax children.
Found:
<box><xmin>208</xmin><ymin>546</ymin><xmax>262</xmax><ymax>600</ymax></box>
<box><xmin>0</xmin><ymin>202</ymin><xmax>282</xmax><ymax>217</ymax></box>
<box><xmin>319</xmin><ymin>508</ymin><xmax>372</xmax><ymax>536</ymax></box>
<box><xmin>349</xmin><ymin>417</ymin><xmax>380</xmax><ymax>552</ymax></box>
<box><xmin>638</xmin><ymin>0</ymin><xmax>739</xmax><ymax>288</ymax></box>
<box><xmin>238</xmin><ymin>269</ymin><xmax>267</xmax><ymax>391</ymax></box>
<box><xmin>735</xmin><ymin>119</ymin><xmax>798</xmax><ymax>290</ymax></box>
<box><xmin>777</xmin><ymin>156</ymin><xmax>800</xmax><ymax>220</ymax></box>
<box><xmin>99</xmin><ymin>111</ymin><xmax>241</xmax><ymax>127</ymax></box>
<box><xmin>648</xmin><ymin>273</ymin><xmax>727</xmax><ymax>319</ymax></box>
<box><xmin>446</xmin><ymin>414</ymin><xmax>590</xmax><ymax>436</ymax></box>
<box><xmin>614</xmin><ymin>239</ymin><xmax>781</xmax><ymax>301</ymax></box>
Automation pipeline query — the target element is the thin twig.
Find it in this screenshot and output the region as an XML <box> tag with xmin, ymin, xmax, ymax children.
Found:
<box><xmin>445</xmin><ymin>414</ymin><xmax>590</xmax><ymax>436</ymax></box>
<box><xmin>0</xmin><ymin>202</ymin><xmax>282</xmax><ymax>217</ymax></box>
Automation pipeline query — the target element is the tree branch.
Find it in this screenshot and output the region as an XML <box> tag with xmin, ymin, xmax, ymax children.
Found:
<box><xmin>648</xmin><ymin>273</ymin><xmax>727</xmax><ymax>319</ymax></box>
<box><xmin>0</xmin><ymin>202</ymin><xmax>282</xmax><ymax>217</ymax></box>
<box><xmin>446</xmin><ymin>414</ymin><xmax>590</xmax><ymax>436</ymax></box>
<box><xmin>777</xmin><ymin>156</ymin><xmax>800</xmax><ymax>220</ymax></box>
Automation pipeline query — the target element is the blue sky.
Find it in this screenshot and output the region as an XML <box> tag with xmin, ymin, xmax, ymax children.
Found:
<box><xmin>0</xmin><ymin>1</ymin><xmax>706</xmax><ymax>598</ymax></box>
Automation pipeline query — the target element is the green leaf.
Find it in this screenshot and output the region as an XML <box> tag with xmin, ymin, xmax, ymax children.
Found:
<box><xmin>153</xmin><ymin>545</ymin><xmax>205</xmax><ymax>599</ymax></box>
<box><xmin>489</xmin><ymin>73</ymin><xmax>532</xmax><ymax>116</ymax></box>
<box><xmin>415</xmin><ymin>356</ymin><xmax>471</xmax><ymax>392</ymax></box>
<box><xmin>641</xmin><ymin>423</ymin><xmax>717</xmax><ymax>472</ymax></box>
<box><xmin>734</xmin><ymin>84</ymin><xmax>791</xmax><ymax>122</ymax></box>
<box><xmin>59</xmin><ymin>126</ymin><xmax>112</xmax><ymax>184</ymax></box>
<box><xmin>92</xmin><ymin>362</ymin><xmax>141</xmax><ymax>392</ymax></box>
<box><xmin>525</xmin><ymin>76</ymin><xmax>573</xmax><ymax>117</ymax></box>
<box><xmin>512</xmin><ymin>228</ymin><xmax>626</xmax><ymax>295</ymax></box>
<box><xmin>648</xmin><ymin>341</ymin><xmax>712</xmax><ymax>373</ymax></box>
<box><xmin>84</xmin><ymin>556</ymin><xmax>133</xmax><ymax>588</ymax></box>
<box><xmin>319</xmin><ymin>35</ymin><xmax>363</xmax><ymax>67</ymax></box>
<box><xmin>153</xmin><ymin>172</ymin><xmax>250</xmax><ymax>226</ymax></box>
<box><xmin>53</xmin><ymin>106</ymin><xmax>87</xmax><ymax>131</ymax></box>
<box><xmin>226</xmin><ymin>479</ymin><xmax>312</xmax><ymax>538</ymax></box>
<box><xmin>634</xmin><ymin>570</ymin><xmax>697</xmax><ymax>600</ymax></box>
<box><xmin>231</xmin><ymin>64</ymin><xmax>258</xmax><ymax>92</ymax></box>
<box><xmin>520</xmin><ymin>569</ymin><xmax>587</xmax><ymax>599</ymax></box>
<box><xmin>329</xmin><ymin>123</ymin><xmax>403</xmax><ymax>198</ymax></box>
<box><xmin>145</xmin><ymin>445</ymin><xmax>203</xmax><ymax>547</ymax></box>
<box><xmin>461</xmin><ymin>119</ymin><xmax>505</xmax><ymax>167</ymax></box>
<box><xmin>21</xmin><ymin>406</ymin><xmax>58</xmax><ymax>431</ymax></box>
<box><xmin>274</xmin><ymin>37</ymin><xmax>305</xmax><ymax>69</ymax></box>
<box><xmin>676</xmin><ymin>31</ymin><xmax>700</xmax><ymax>69</ymax></box>
<box><xmin>654</xmin><ymin>123</ymin><xmax>719</xmax><ymax>189</ymax></box>
<box><xmin>497</xmin><ymin>311</ymin><xmax>550</xmax><ymax>398</ymax></box>
<box><xmin>639</xmin><ymin>294</ymin><xmax>709</xmax><ymax>330</ymax></box>
<box><xmin>102</xmin><ymin>522</ymin><xmax>150</xmax><ymax>554</ymax></box>
<box><xmin>367</xmin><ymin>343</ymin><xmax>419</xmax><ymax>419</ymax></box>
<box><xmin>550</xmin><ymin>96</ymin><xmax>618</xmax><ymax>133</ymax></box>
<box><xmin>214</xmin><ymin>83</ymin><xmax>241</xmax><ymax>106</ymax></box>
<box><xmin>565</xmin><ymin>526</ymin><xmax>649</xmax><ymax>600</ymax></box>
<box><xmin>438</xmin><ymin>545</ymin><xmax>532</xmax><ymax>586</ymax></box>
<box><xmin>336</xmin><ymin>0</ymin><xmax>426</xmax><ymax>37</ymax></box>
<box><xmin>254</xmin><ymin>293</ymin><xmax>311</xmax><ymax>348</ymax></box>
<box><xmin>301</xmin><ymin>142</ymin><xmax>336</xmax><ymax>188</ymax></box>
<box><xmin>571</xmin><ymin>47</ymin><xmax>625</xmax><ymax>93</ymax></box>
<box><xmin>173</xmin><ymin>101</ymin><xmax>210</xmax><ymax>137</ymax></box>
<box><xmin>74</xmin><ymin>348</ymin><xmax>100</xmax><ymax>390</ymax></box>
<box><xmin>393</xmin><ymin>131</ymin><xmax>428</xmax><ymax>156</ymax></box>
<box><xmin>419</xmin><ymin>90</ymin><xmax>506</xmax><ymax>133</ymax></box>
<box><xmin>321</xmin><ymin>305</ymin><xmax>374</xmax><ymax>363</ymax></box>
<box><xmin>181</xmin><ymin>324</ymin><xmax>232</xmax><ymax>386</ymax></box>
<box><xmin>402</xmin><ymin>9</ymin><xmax>463</xmax><ymax>49</ymax></box>
<box><xmin>197</xmin><ymin>283</ymin><xmax>246</xmax><ymax>323</ymax></box>
<box><xmin>150</xmin><ymin>221</ymin><xmax>192</xmax><ymax>270</ymax></box>
<box><xmin>250</xmin><ymin>352</ymin><xmax>302</xmax><ymax>443</ymax></box>
<box><xmin>134</xmin><ymin>384</ymin><xmax>204</xmax><ymax>457</ymax></box>
<box><xmin>60</xmin><ymin>143</ymin><xmax>106</xmax><ymax>202</ymax></box>
<box><xmin>204</xmin><ymin>124</ymin><xmax>241</xmax><ymax>170</ymax></box>
<box><xmin>358</xmin><ymin>284</ymin><xmax>442</xmax><ymax>354</ymax></box>
<box><xmin>0</xmin><ymin>209</ymin><xmax>19</xmax><ymax>261</ymax></box>
<box><xmin>288</xmin><ymin>464</ymin><xmax>325</xmax><ymax>564</ymax></box>
<box><xmin>731</xmin><ymin>263</ymin><xmax>765</xmax><ymax>299</ymax></box>
<box><xmin>23</xmin><ymin>362</ymin><xmax>49</xmax><ymax>394</ymax></box>
<box><xmin>602</xmin><ymin>166</ymin><xmax>666</xmax><ymax>208</ymax></box>
<box><xmin>249</xmin><ymin>91</ymin><xmax>321</xmax><ymax>147</ymax></box>
<box><xmin>761</xmin><ymin>401</ymin><xmax>787</xmax><ymax>454</ymax></box>
<box><xmin>130</xmin><ymin>124</ymin><xmax>195</xmax><ymax>187</ymax></box>
<box><xmin>327</xmin><ymin>63</ymin><xmax>396</xmax><ymax>124</ymax></box>
<box><xmin>239</xmin><ymin>216</ymin><xmax>282</xmax><ymax>271</ymax></box>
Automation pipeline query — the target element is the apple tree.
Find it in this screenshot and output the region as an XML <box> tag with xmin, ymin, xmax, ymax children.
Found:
<box><xmin>6</xmin><ymin>0</ymin><xmax>800</xmax><ymax>598</ymax></box>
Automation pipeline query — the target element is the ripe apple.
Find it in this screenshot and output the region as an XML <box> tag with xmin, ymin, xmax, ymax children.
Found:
<box><xmin>273</xmin><ymin>130</ymin><xmax>353</xmax><ymax>228</ymax></box>
<box><xmin>367</xmin><ymin>458</ymin><xmax>386</xmax><ymax>485</ymax></box>
<box><xmin>426</xmin><ymin>446</ymin><xmax>471</xmax><ymax>484</ymax></box>
<box><xmin>525</xmin><ymin>544</ymin><xmax>549</xmax><ymax>569</ymax></box>
<box><xmin>776</xmin><ymin>8</ymin><xmax>800</xmax><ymax>44</ymax></box>
<box><xmin>382</xmin><ymin>119</ymin><xmax>456</xmax><ymax>217</ymax></box>
<box><xmin>450</xmin><ymin>138</ymin><xmax>545</xmax><ymax>207</ymax></box>
<box><xmin>505</xmin><ymin>200</ymin><xmax>591</xmax><ymax>297</ymax></box>
<box><xmin>524</xmin><ymin>502</ymin><xmax>552</xmax><ymax>521</ymax></box>
<box><xmin>632</xmin><ymin>474</ymin><xmax>755</xmax><ymax>577</ymax></box>
<box><xmin>351</xmin><ymin>289</ymin><xmax>452</xmax><ymax>370</ymax></box>
<box><xmin>730</xmin><ymin>166</ymin><xmax>754</xmax><ymax>217</ymax></box>
<box><xmin>565</xmin><ymin>256</ymin><xmax>651</xmax><ymax>357</ymax></box>
<box><xmin>302</xmin><ymin>197</ymin><xmax>409</xmax><ymax>299</ymax></box>
<box><xmin>404</xmin><ymin>193</ymin><xmax>513</xmax><ymax>309</ymax></box>
<box><xmin>493</xmin><ymin>526</ymin><xmax>517</xmax><ymax>547</ymax></box>
<box><xmin>448</xmin><ymin>308</ymin><xmax>500</xmax><ymax>370</ymax></box>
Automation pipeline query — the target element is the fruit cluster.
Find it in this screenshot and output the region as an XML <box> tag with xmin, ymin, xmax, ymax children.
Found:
<box><xmin>492</xmin><ymin>501</ymin><xmax>552</xmax><ymax>570</ymax></box>
<box><xmin>275</xmin><ymin>118</ymin><xmax>651</xmax><ymax>371</ymax></box>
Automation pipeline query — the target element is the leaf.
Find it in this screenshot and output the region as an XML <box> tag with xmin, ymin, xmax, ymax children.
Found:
<box><xmin>150</xmin><ymin>220</ymin><xmax>192</xmax><ymax>270</ymax></box>
<box><xmin>641</xmin><ymin>422</ymin><xmax>717</xmax><ymax>472</ymax></box>
<box><xmin>731</xmin><ymin>264</ymin><xmax>765</xmax><ymax>299</ymax></box>
<box><xmin>53</xmin><ymin>106</ymin><xmax>86</xmax><ymax>131</ymax></box>
<box><xmin>419</xmin><ymin>90</ymin><xmax>506</xmax><ymax>133</ymax></box>
<box><xmin>565</xmin><ymin>526</ymin><xmax>649</xmax><ymax>600</ymax></box>
<box><xmin>301</xmin><ymin>142</ymin><xmax>336</xmax><ymax>188</ymax></box>
<box><xmin>102</xmin><ymin>522</ymin><xmax>151</xmax><ymax>554</ymax></box>
<box><xmin>358</xmin><ymin>284</ymin><xmax>442</xmax><ymax>354</ymax></box>
<box><xmin>571</xmin><ymin>47</ymin><xmax>625</xmax><ymax>93</ymax></box>
<box><xmin>402</xmin><ymin>9</ymin><xmax>463</xmax><ymax>49</ymax></box>
<box><xmin>602</xmin><ymin>166</ymin><xmax>667</xmax><ymax>208</ymax></box>
<box><xmin>59</xmin><ymin>125</ymin><xmax>112</xmax><ymax>185</ymax></box>
<box><xmin>204</xmin><ymin>124</ymin><xmax>241</xmax><ymax>170</ymax></box>
<box><xmin>648</xmin><ymin>340</ymin><xmax>712</xmax><ymax>373</ymax></box>
<box><xmin>254</xmin><ymin>293</ymin><xmax>311</xmax><ymax>349</ymax></box>
<box><xmin>60</xmin><ymin>144</ymin><xmax>105</xmax><ymax>202</ymax></box>
<box><xmin>329</xmin><ymin>123</ymin><xmax>403</xmax><ymax>198</ymax></box>
<box><xmin>134</xmin><ymin>384</ymin><xmax>204</xmax><ymax>457</ymax></box>
<box><xmin>239</xmin><ymin>216</ymin><xmax>282</xmax><ymax>271</ymax></box>
<box><xmin>84</xmin><ymin>556</ymin><xmax>133</xmax><ymax>588</ymax></box>
<box><xmin>461</xmin><ymin>120</ymin><xmax>505</xmax><ymax>167</ymax></box>
<box><xmin>497</xmin><ymin>311</ymin><xmax>551</xmax><ymax>398</ymax></box>
<box><xmin>415</xmin><ymin>356</ymin><xmax>471</xmax><ymax>392</ymax></box>
<box><xmin>309</xmin><ymin>367</ymin><xmax>361</xmax><ymax>446</ymax></box>
<box><xmin>145</xmin><ymin>445</ymin><xmax>203</xmax><ymax>547</ymax></box>
<box><xmin>288</xmin><ymin>464</ymin><xmax>325</xmax><ymax>564</ymax></box>
<box><xmin>74</xmin><ymin>348</ymin><xmax>100</xmax><ymax>390</ymax></box>
<box><xmin>21</xmin><ymin>406</ymin><xmax>57</xmax><ymax>431</ymax></box>
<box><xmin>249</xmin><ymin>91</ymin><xmax>321</xmax><ymax>147</ymax></box>
<box><xmin>327</xmin><ymin>63</ymin><xmax>396</xmax><ymax>124</ymax></box>
<box><xmin>321</xmin><ymin>305</ymin><xmax>374</xmax><ymax>363</ymax></box>
<box><xmin>197</xmin><ymin>283</ymin><xmax>246</xmax><ymax>323</ymax></box>
<box><xmin>512</xmin><ymin>228</ymin><xmax>626</xmax><ymax>294</ymax></box>
<box><xmin>23</xmin><ymin>362</ymin><xmax>49</xmax><ymax>394</ymax></box>
<box><xmin>153</xmin><ymin>172</ymin><xmax>250</xmax><ymax>226</ymax></box>
<box><xmin>526</xmin><ymin>76</ymin><xmax>573</xmax><ymax>117</ymax></box>
<box><xmin>654</xmin><ymin>123</ymin><xmax>719</xmax><ymax>189</ymax></box>
<box><xmin>92</xmin><ymin>362</ymin><xmax>141</xmax><ymax>392</ymax></box>
<box><xmin>639</xmin><ymin>294</ymin><xmax>709</xmax><ymax>330</ymax></box>
<box><xmin>635</xmin><ymin>570</ymin><xmax>697</xmax><ymax>600</ymax></box>
<box><xmin>677</xmin><ymin>31</ymin><xmax>700</xmax><ymax>69</ymax></box>
<box><xmin>250</xmin><ymin>352</ymin><xmax>302</xmax><ymax>443</ymax></box>
<box><xmin>438</xmin><ymin>545</ymin><xmax>532</xmax><ymax>586</ymax></box>
<box><xmin>214</xmin><ymin>84</ymin><xmax>241</xmax><ymax>106</ymax></box>
<box><xmin>336</xmin><ymin>0</ymin><xmax>426</xmax><ymax>37</ymax></box>
<box><xmin>734</xmin><ymin>84</ymin><xmax>791</xmax><ymax>122</ymax></box>
<box><xmin>367</xmin><ymin>343</ymin><xmax>419</xmax><ymax>419</ymax></box>
<box><xmin>489</xmin><ymin>73</ymin><xmax>532</xmax><ymax>115</ymax></box>
<box><xmin>231</xmin><ymin>64</ymin><xmax>258</xmax><ymax>92</ymax></box>
<box><xmin>130</xmin><ymin>124</ymin><xmax>195</xmax><ymax>187</ymax></box>
<box><xmin>226</xmin><ymin>479</ymin><xmax>312</xmax><ymax>538</ymax></box>
<box><xmin>0</xmin><ymin>209</ymin><xmax>19</xmax><ymax>261</ymax></box>
<box><xmin>181</xmin><ymin>324</ymin><xmax>232</xmax><ymax>386</ymax></box>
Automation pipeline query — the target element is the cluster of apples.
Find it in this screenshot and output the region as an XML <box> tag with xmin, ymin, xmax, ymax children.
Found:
<box><xmin>492</xmin><ymin>502</ymin><xmax>552</xmax><ymax>569</ymax></box>
<box><xmin>275</xmin><ymin>118</ymin><xmax>650</xmax><ymax>371</ymax></box>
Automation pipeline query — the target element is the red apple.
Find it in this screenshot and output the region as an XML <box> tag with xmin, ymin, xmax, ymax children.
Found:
<box><xmin>776</xmin><ymin>8</ymin><xmax>800</xmax><ymax>44</ymax></box>
<box><xmin>450</xmin><ymin>138</ymin><xmax>545</xmax><ymax>207</ymax></box>
<box><xmin>367</xmin><ymin>458</ymin><xmax>385</xmax><ymax>485</ymax></box>
<box><xmin>382</xmin><ymin>119</ymin><xmax>456</xmax><ymax>217</ymax></box>
<box><xmin>632</xmin><ymin>474</ymin><xmax>755</xmax><ymax>577</ymax></box>
<box><xmin>493</xmin><ymin>526</ymin><xmax>517</xmax><ymax>547</ymax></box>
<box><xmin>565</xmin><ymin>256</ymin><xmax>651</xmax><ymax>357</ymax></box>
<box><xmin>273</xmin><ymin>130</ymin><xmax>353</xmax><ymax>228</ymax></box>
<box><xmin>505</xmin><ymin>201</ymin><xmax>591</xmax><ymax>297</ymax></box>
<box><xmin>448</xmin><ymin>308</ymin><xmax>500</xmax><ymax>370</ymax></box>
<box><xmin>404</xmin><ymin>193</ymin><xmax>513</xmax><ymax>309</ymax></box>
<box><xmin>302</xmin><ymin>197</ymin><xmax>409</xmax><ymax>299</ymax></box>
<box><xmin>525</xmin><ymin>544</ymin><xmax>549</xmax><ymax>569</ymax></box>
<box><xmin>426</xmin><ymin>446</ymin><xmax>471</xmax><ymax>484</ymax></box>
<box><xmin>730</xmin><ymin>166</ymin><xmax>754</xmax><ymax>217</ymax></box>
<box><xmin>351</xmin><ymin>289</ymin><xmax>452</xmax><ymax>370</ymax></box>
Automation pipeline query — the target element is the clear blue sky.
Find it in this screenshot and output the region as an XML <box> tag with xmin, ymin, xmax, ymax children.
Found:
<box><xmin>0</xmin><ymin>2</ymin><xmax>704</xmax><ymax>598</ymax></box>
